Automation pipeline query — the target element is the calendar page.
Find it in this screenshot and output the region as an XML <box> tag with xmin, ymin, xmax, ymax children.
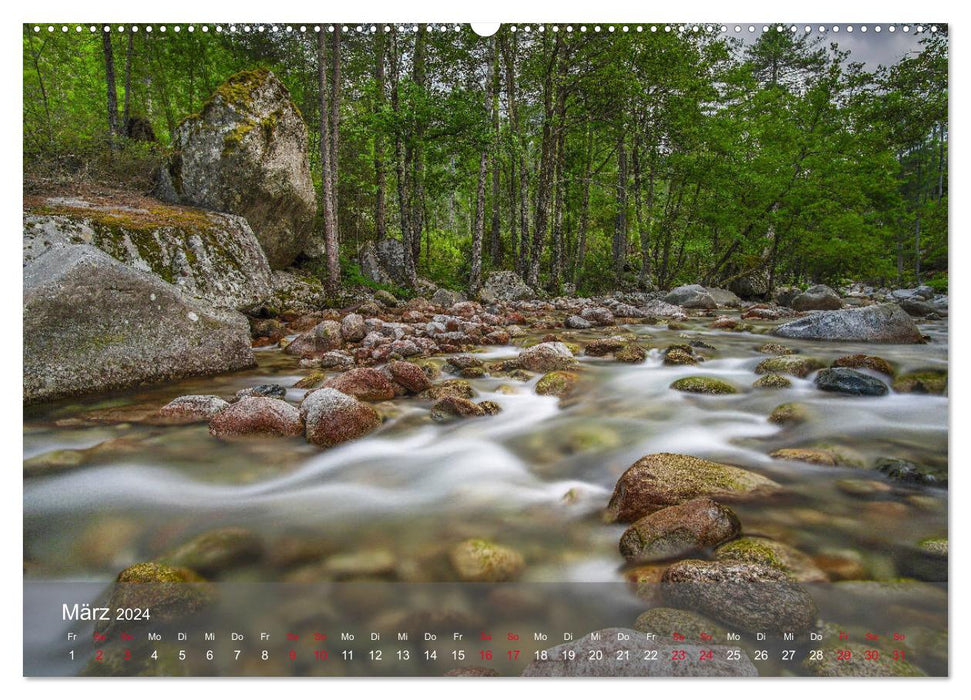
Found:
<box><xmin>22</xmin><ymin>20</ymin><xmax>948</xmax><ymax>679</ymax></box>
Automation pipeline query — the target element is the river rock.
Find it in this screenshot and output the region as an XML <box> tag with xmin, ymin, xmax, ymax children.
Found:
<box><xmin>814</xmin><ymin>368</ymin><xmax>889</xmax><ymax>396</ymax></box>
<box><xmin>874</xmin><ymin>457</ymin><xmax>944</xmax><ymax>486</ymax></box>
<box><xmin>24</xmin><ymin>244</ymin><xmax>254</xmax><ymax>404</ymax></box>
<box><xmin>755</xmin><ymin>355</ymin><xmax>824</xmax><ymax>378</ymax></box>
<box><xmin>156</xmin><ymin>69</ymin><xmax>316</xmax><ymax>268</ymax></box>
<box><xmin>565</xmin><ymin>314</ymin><xmax>593</xmax><ymax>329</ymax></box>
<box><xmin>754</xmin><ymin>374</ymin><xmax>792</xmax><ymax>389</ymax></box>
<box><xmin>448</xmin><ymin>539</ymin><xmax>525</xmax><ymax>582</ymax></box>
<box><xmin>430</xmin><ymin>396</ymin><xmax>486</xmax><ymax>422</ymax></box>
<box><xmin>585</xmin><ymin>337</ymin><xmax>627</xmax><ymax>357</ymax></box>
<box><xmin>300</xmin><ymin>388</ymin><xmax>381</xmax><ymax>447</ymax></box>
<box><xmin>833</xmin><ymin>354</ymin><xmax>894</xmax><ymax>376</ymax></box>
<box><xmin>517</xmin><ymin>342</ymin><xmax>576</xmax><ymax>372</ymax></box>
<box><xmin>772</xmin><ymin>286</ymin><xmax>800</xmax><ymax>307</ymax></box>
<box><xmin>162</xmin><ymin>528</ymin><xmax>263</xmax><ymax>576</ymax></box>
<box><xmin>522</xmin><ymin>628</ymin><xmax>756</xmax><ymax>677</ymax></box>
<box><xmin>424</xmin><ymin>379</ymin><xmax>475</xmax><ymax>400</ymax></box>
<box><xmin>670</xmin><ymin>376</ymin><xmax>738</xmax><ymax>395</ymax></box>
<box><xmin>323</xmin><ymin>367</ymin><xmax>397</xmax><ymax>401</ymax></box>
<box><xmin>619</xmin><ymin>497</ymin><xmax>740</xmax><ymax>563</ymax></box>
<box><xmin>157</xmin><ymin>395</ymin><xmax>229</xmax><ymax>424</ymax></box>
<box><xmin>24</xmin><ymin>200</ymin><xmax>272</xmax><ymax>309</ymax></box>
<box><xmin>580</xmin><ymin>306</ymin><xmax>615</xmax><ymax>326</ymax></box>
<box><xmin>768</xmin><ymin>402</ymin><xmax>811</xmax><ymax>425</ymax></box>
<box><xmin>664</xmin><ymin>284</ymin><xmax>717</xmax><ymax>309</ymax></box>
<box><xmin>99</xmin><ymin>562</ymin><xmax>210</xmax><ymax>636</ymax></box>
<box><xmin>616</xmin><ymin>344</ymin><xmax>648</xmax><ymax>363</ymax></box>
<box><xmin>481</xmin><ymin>271</ymin><xmax>533</xmax><ymax>302</ymax></box>
<box><xmin>340</xmin><ymin>313</ymin><xmax>366</xmax><ymax>342</ymax></box>
<box><xmin>892</xmin><ymin>369</ymin><xmax>947</xmax><ymax>395</ymax></box>
<box><xmin>605</xmin><ymin>453</ymin><xmax>781</xmax><ymax>523</ymax></box>
<box><xmin>706</xmin><ymin>287</ymin><xmax>742</xmax><ymax>307</ymax></box>
<box><xmin>208</xmin><ymin>396</ymin><xmax>303</xmax><ymax>438</ymax></box>
<box><xmin>385</xmin><ymin>360</ymin><xmax>432</xmax><ymax>394</ymax></box>
<box><xmin>714</xmin><ymin>536</ymin><xmax>828</xmax><ymax>583</ymax></box>
<box><xmin>234</xmin><ymin>384</ymin><xmax>287</xmax><ymax>400</ymax></box>
<box><xmin>284</xmin><ymin>320</ymin><xmax>344</xmax><ymax>359</ymax></box>
<box><xmin>791</xmin><ymin>284</ymin><xmax>842</xmax><ymax>311</ymax></box>
<box><xmin>536</xmin><ymin>370</ymin><xmax>580</xmax><ymax>399</ymax></box>
<box><xmin>769</xmin><ymin>448</ymin><xmax>838</xmax><ymax>466</ymax></box>
<box><xmin>772</xmin><ymin>303</ymin><xmax>923</xmax><ymax>343</ymax></box>
<box><xmin>662</xmin><ymin>559</ymin><xmax>817</xmax><ymax>634</ymax></box>
<box><xmin>898</xmin><ymin>298</ymin><xmax>940</xmax><ymax>318</ymax></box>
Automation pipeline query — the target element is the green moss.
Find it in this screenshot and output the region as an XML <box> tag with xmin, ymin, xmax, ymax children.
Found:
<box><xmin>755</xmin><ymin>355</ymin><xmax>825</xmax><ymax>378</ymax></box>
<box><xmin>670</xmin><ymin>376</ymin><xmax>738</xmax><ymax>395</ymax></box>
<box><xmin>211</xmin><ymin>67</ymin><xmax>273</xmax><ymax>110</ymax></box>
<box><xmin>754</xmin><ymin>373</ymin><xmax>792</xmax><ymax>389</ymax></box>
<box><xmin>536</xmin><ymin>370</ymin><xmax>579</xmax><ymax>398</ymax></box>
<box><xmin>892</xmin><ymin>369</ymin><xmax>947</xmax><ymax>395</ymax></box>
<box><xmin>769</xmin><ymin>402</ymin><xmax>811</xmax><ymax>425</ymax></box>
<box><xmin>716</xmin><ymin>537</ymin><xmax>786</xmax><ymax>570</ymax></box>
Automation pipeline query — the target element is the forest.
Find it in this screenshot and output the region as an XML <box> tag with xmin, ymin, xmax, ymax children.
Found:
<box><xmin>22</xmin><ymin>23</ymin><xmax>948</xmax><ymax>297</ymax></box>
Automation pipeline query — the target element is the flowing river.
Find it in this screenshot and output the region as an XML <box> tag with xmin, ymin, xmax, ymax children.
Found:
<box><xmin>22</xmin><ymin>314</ymin><xmax>948</xmax><ymax>675</ymax></box>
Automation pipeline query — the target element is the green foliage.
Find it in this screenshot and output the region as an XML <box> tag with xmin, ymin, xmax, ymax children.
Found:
<box><xmin>23</xmin><ymin>24</ymin><xmax>947</xmax><ymax>294</ymax></box>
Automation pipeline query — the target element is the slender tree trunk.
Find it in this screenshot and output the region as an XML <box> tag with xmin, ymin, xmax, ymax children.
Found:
<box><xmin>470</xmin><ymin>38</ymin><xmax>496</xmax><ymax>293</ymax></box>
<box><xmin>574</xmin><ymin>122</ymin><xmax>593</xmax><ymax>284</ymax></box>
<box><xmin>489</xmin><ymin>46</ymin><xmax>502</xmax><ymax>267</ymax></box>
<box><xmin>550</xmin><ymin>133</ymin><xmax>566</xmax><ymax>293</ymax></box>
<box><xmin>101</xmin><ymin>32</ymin><xmax>119</xmax><ymax>146</ymax></box>
<box><xmin>527</xmin><ymin>33</ymin><xmax>562</xmax><ymax>288</ymax></box>
<box><xmin>330</xmin><ymin>27</ymin><xmax>341</xmax><ymax>243</ymax></box>
<box><xmin>389</xmin><ymin>27</ymin><xmax>417</xmax><ymax>287</ymax></box>
<box><xmin>639</xmin><ymin>148</ymin><xmax>657</xmax><ymax>287</ymax></box>
<box><xmin>317</xmin><ymin>30</ymin><xmax>340</xmax><ymax>291</ymax></box>
<box><xmin>28</xmin><ymin>39</ymin><xmax>54</xmax><ymax>146</ymax></box>
<box><xmin>501</xmin><ymin>32</ymin><xmax>530</xmax><ymax>278</ymax></box>
<box><xmin>409</xmin><ymin>26</ymin><xmax>427</xmax><ymax>267</ymax></box>
<box><xmin>374</xmin><ymin>27</ymin><xmax>387</xmax><ymax>240</ymax></box>
<box><xmin>122</xmin><ymin>31</ymin><xmax>134</xmax><ymax>132</ymax></box>
<box><xmin>507</xmin><ymin>142</ymin><xmax>518</xmax><ymax>262</ymax></box>
<box><xmin>613</xmin><ymin>133</ymin><xmax>628</xmax><ymax>283</ymax></box>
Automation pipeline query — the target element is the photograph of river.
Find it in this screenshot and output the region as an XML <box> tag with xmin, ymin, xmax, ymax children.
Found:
<box><xmin>22</xmin><ymin>21</ymin><xmax>947</xmax><ymax>678</ymax></box>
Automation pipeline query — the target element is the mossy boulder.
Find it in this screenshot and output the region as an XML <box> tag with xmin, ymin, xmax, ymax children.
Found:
<box><xmin>661</xmin><ymin>559</ymin><xmax>818</xmax><ymax>634</ymax></box>
<box><xmin>755</xmin><ymin>355</ymin><xmax>824</xmax><ymax>378</ymax></box>
<box><xmin>663</xmin><ymin>347</ymin><xmax>698</xmax><ymax>366</ymax></box>
<box><xmin>605</xmin><ymin>453</ymin><xmax>781</xmax><ymax>523</ymax></box>
<box><xmin>757</xmin><ymin>342</ymin><xmax>796</xmax><ymax>355</ymax></box>
<box><xmin>714</xmin><ymin>536</ymin><xmax>828</xmax><ymax>583</ymax></box>
<box><xmin>754</xmin><ymin>373</ymin><xmax>792</xmax><ymax>389</ymax></box>
<box><xmin>448</xmin><ymin>539</ymin><xmax>525</xmax><ymax>582</ymax></box>
<box><xmin>157</xmin><ymin>69</ymin><xmax>317</xmax><ymax>268</ymax></box>
<box><xmin>619</xmin><ymin>497</ymin><xmax>741</xmax><ymax>563</ymax></box>
<box><xmin>892</xmin><ymin>369</ymin><xmax>947</xmax><ymax>395</ymax></box>
<box><xmin>670</xmin><ymin>376</ymin><xmax>738</xmax><ymax>395</ymax></box>
<box><xmin>536</xmin><ymin>370</ymin><xmax>580</xmax><ymax>399</ymax></box>
<box><xmin>24</xmin><ymin>200</ymin><xmax>272</xmax><ymax>309</ymax></box>
<box><xmin>98</xmin><ymin>562</ymin><xmax>211</xmax><ymax>636</ymax></box>
<box><xmin>24</xmin><ymin>244</ymin><xmax>255</xmax><ymax>404</ymax></box>
<box><xmin>585</xmin><ymin>337</ymin><xmax>626</xmax><ymax>357</ymax></box>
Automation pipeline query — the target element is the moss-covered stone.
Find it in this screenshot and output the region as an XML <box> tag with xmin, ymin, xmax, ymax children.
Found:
<box><xmin>892</xmin><ymin>369</ymin><xmax>947</xmax><ymax>395</ymax></box>
<box><xmin>161</xmin><ymin>528</ymin><xmax>263</xmax><ymax>576</ymax></box>
<box><xmin>754</xmin><ymin>373</ymin><xmax>792</xmax><ymax>389</ymax></box>
<box><xmin>757</xmin><ymin>343</ymin><xmax>796</xmax><ymax>355</ymax></box>
<box><xmin>714</xmin><ymin>536</ymin><xmax>828</xmax><ymax>583</ymax></box>
<box><xmin>663</xmin><ymin>348</ymin><xmax>698</xmax><ymax>366</ymax></box>
<box><xmin>616</xmin><ymin>344</ymin><xmax>647</xmax><ymax>363</ymax></box>
<box><xmin>833</xmin><ymin>354</ymin><xmax>895</xmax><ymax>377</ymax></box>
<box><xmin>769</xmin><ymin>402</ymin><xmax>812</xmax><ymax>425</ymax></box>
<box><xmin>606</xmin><ymin>453</ymin><xmax>781</xmax><ymax>523</ymax></box>
<box><xmin>769</xmin><ymin>448</ymin><xmax>838</xmax><ymax>466</ymax></box>
<box><xmin>671</xmin><ymin>376</ymin><xmax>738</xmax><ymax>395</ymax></box>
<box><xmin>633</xmin><ymin>607</ymin><xmax>729</xmax><ymax>642</ymax></box>
<box><xmin>755</xmin><ymin>355</ymin><xmax>824</xmax><ymax>378</ymax></box>
<box><xmin>424</xmin><ymin>379</ymin><xmax>476</xmax><ymax>400</ymax></box>
<box><xmin>536</xmin><ymin>370</ymin><xmax>580</xmax><ymax>398</ymax></box>
<box><xmin>294</xmin><ymin>371</ymin><xmax>327</xmax><ymax>389</ymax></box>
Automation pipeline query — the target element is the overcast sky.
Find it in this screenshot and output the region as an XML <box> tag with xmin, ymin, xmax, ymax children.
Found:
<box><xmin>730</xmin><ymin>24</ymin><xmax>940</xmax><ymax>70</ymax></box>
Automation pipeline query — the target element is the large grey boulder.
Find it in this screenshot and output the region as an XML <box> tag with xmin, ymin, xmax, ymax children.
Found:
<box><xmin>481</xmin><ymin>271</ymin><xmax>534</xmax><ymax>302</ymax></box>
<box><xmin>24</xmin><ymin>244</ymin><xmax>254</xmax><ymax>404</ymax></box>
<box><xmin>705</xmin><ymin>287</ymin><xmax>742</xmax><ymax>308</ymax></box>
<box><xmin>663</xmin><ymin>284</ymin><xmax>717</xmax><ymax>309</ymax></box>
<box><xmin>773</xmin><ymin>303</ymin><xmax>923</xmax><ymax>344</ymax></box>
<box><xmin>359</xmin><ymin>238</ymin><xmax>410</xmax><ymax>287</ymax></box>
<box><xmin>791</xmin><ymin>284</ymin><xmax>842</xmax><ymax>311</ymax></box>
<box><xmin>157</xmin><ymin>69</ymin><xmax>316</xmax><ymax>269</ymax></box>
<box><xmin>24</xmin><ymin>200</ymin><xmax>272</xmax><ymax>309</ymax></box>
